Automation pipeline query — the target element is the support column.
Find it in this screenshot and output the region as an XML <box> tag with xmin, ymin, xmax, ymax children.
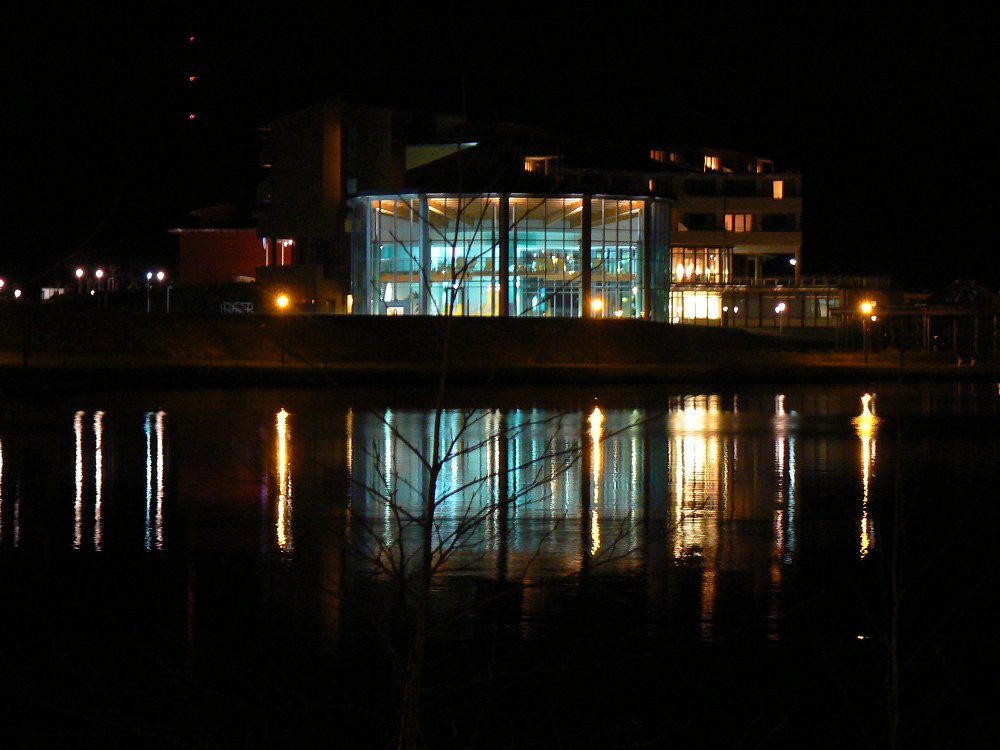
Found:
<box><xmin>419</xmin><ymin>195</ymin><xmax>431</xmax><ymax>315</ymax></box>
<box><xmin>581</xmin><ymin>195</ymin><xmax>592</xmax><ymax>317</ymax></box>
<box><xmin>643</xmin><ymin>199</ymin><xmax>653</xmax><ymax>319</ymax></box>
<box><xmin>499</xmin><ymin>195</ymin><xmax>510</xmax><ymax>318</ymax></box>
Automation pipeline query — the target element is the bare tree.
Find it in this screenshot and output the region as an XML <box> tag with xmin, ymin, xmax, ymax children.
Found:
<box><xmin>347</xmin><ymin>145</ymin><xmax>658</xmax><ymax>745</ymax></box>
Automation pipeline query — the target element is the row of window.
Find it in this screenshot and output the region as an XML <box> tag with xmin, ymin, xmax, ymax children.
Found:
<box><xmin>678</xmin><ymin>213</ymin><xmax>798</xmax><ymax>232</ymax></box>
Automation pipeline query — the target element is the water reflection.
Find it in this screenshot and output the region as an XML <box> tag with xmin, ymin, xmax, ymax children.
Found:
<box><xmin>94</xmin><ymin>411</ymin><xmax>104</xmax><ymax>551</ymax></box>
<box><xmin>0</xmin><ymin>435</ymin><xmax>5</xmax><ymax>546</ymax></box>
<box><xmin>276</xmin><ymin>408</ymin><xmax>293</xmax><ymax>554</ymax></box>
<box><xmin>589</xmin><ymin>406</ymin><xmax>603</xmax><ymax>556</ymax></box>
<box><xmin>853</xmin><ymin>393</ymin><xmax>879</xmax><ymax>560</ymax></box>
<box><xmin>74</xmin><ymin>410</ymin><xmax>84</xmax><ymax>549</ymax></box>
<box><xmin>7</xmin><ymin>385</ymin><xmax>957</xmax><ymax>646</ymax></box>
<box><xmin>145</xmin><ymin>410</ymin><xmax>166</xmax><ymax>551</ymax></box>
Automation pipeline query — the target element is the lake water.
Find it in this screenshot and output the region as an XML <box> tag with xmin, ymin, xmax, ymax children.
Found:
<box><xmin>1</xmin><ymin>381</ymin><xmax>998</xmax><ymax>748</ymax></box>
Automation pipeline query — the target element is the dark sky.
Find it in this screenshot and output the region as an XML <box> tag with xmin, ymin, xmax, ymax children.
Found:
<box><xmin>3</xmin><ymin>3</ymin><xmax>994</xmax><ymax>291</ymax></box>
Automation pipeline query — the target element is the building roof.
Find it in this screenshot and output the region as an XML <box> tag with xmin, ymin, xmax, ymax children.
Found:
<box><xmin>923</xmin><ymin>279</ymin><xmax>1000</xmax><ymax>309</ymax></box>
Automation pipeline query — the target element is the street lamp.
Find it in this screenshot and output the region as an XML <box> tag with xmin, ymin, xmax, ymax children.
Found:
<box><xmin>590</xmin><ymin>297</ymin><xmax>603</xmax><ymax>317</ymax></box>
<box><xmin>146</xmin><ymin>271</ymin><xmax>153</xmax><ymax>313</ymax></box>
<box><xmin>775</xmin><ymin>301</ymin><xmax>786</xmax><ymax>333</ymax></box>
<box><xmin>75</xmin><ymin>268</ymin><xmax>84</xmax><ymax>295</ymax></box>
<box><xmin>860</xmin><ymin>300</ymin><xmax>876</xmax><ymax>365</ymax></box>
<box><xmin>275</xmin><ymin>293</ymin><xmax>291</xmax><ymax>365</ymax></box>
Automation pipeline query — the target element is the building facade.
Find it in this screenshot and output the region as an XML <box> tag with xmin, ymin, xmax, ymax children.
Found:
<box><xmin>254</xmin><ymin>98</ymin><xmax>842</xmax><ymax>326</ymax></box>
<box><xmin>350</xmin><ymin>193</ymin><xmax>670</xmax><ymax>320</ymax></box>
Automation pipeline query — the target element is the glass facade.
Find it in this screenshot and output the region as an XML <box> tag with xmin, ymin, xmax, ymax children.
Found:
<box><xmin>351</xmin><ymin>193</ymin><xmax>671</xmax><ymax>320</ymax></box>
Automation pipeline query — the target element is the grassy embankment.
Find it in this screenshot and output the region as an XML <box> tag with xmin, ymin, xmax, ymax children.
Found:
<box><xmin>1</xmin><ymin>296</ymin><xmax>994</xmax><ymax>391</ymax></box>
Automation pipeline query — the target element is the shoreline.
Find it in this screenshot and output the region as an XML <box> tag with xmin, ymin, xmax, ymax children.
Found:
<box><xmin>3</xmin><ymin>357</ymin><xmax>998</xmax><ymax>396</ymax></box>
<box><xmin>3</xmin><ymin>311</ymin><xmax>997</xmax><ymax>394</ymax></box>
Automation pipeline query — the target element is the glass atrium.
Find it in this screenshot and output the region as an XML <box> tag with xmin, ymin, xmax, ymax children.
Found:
<box><xmin>350</xmin><ymin>194</ymin><xmax>671</xmax><ymax>320</ymax></box>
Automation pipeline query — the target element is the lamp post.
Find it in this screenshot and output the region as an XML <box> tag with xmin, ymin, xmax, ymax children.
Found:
<box><xmin>155</xmin><ymin>271</ymin><xmax>168</xmax><ymax>313</ymax></box>
<box><xmin>775</xmin><ymin>301</ymin><xmax>786</xmax><ymax>333</ymax></box>
<box><xmin>860</xmin><ymin>300</ymin><xmax>875</xmax><ymax>365</ymax></box>
<box><xmin>75</xmin><ymin>268</ymin><xmax>84</xmax><ymax>295</ymax></box>
<box><xmin>276</xmin><ymin>293</ymin><xmax>290</xmax><ymax>365</ymax></box>
<box><xmin>146</xmin><ymin>271</ymin><xmax>153</xmax><ymax>313</ymax></box>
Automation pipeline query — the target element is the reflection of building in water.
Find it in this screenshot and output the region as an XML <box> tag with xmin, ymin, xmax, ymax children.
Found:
<box><xmin>346</xmin><ymin>399</ymin><xmax>801</xmax><ymax>639</ymax></box>
<box><xmin>145</xmin><ymin>411</ymin><xmax>167</xmax><ymax>551</ymax></box>
<box><xmin>348</xmin><ymin>407</ymin><xmax>649</xmax><ymax>578</ymax></box>
<box><xmin>662</xmin><ymin>393</ymin><xmax>799</xmax><ymax>640</ymax></box>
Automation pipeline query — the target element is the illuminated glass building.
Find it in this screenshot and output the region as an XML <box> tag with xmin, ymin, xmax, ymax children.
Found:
<box><xmin>255</xmin><ymin>98</ymin><xmax>850</xmax><ymax>326</ymax></box>
<box><xmin>350</xmin><ymin>194</ymin><xmax>669</xmax><ymax>319</ymax></box>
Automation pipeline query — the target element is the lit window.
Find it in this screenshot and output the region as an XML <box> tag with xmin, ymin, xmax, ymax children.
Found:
<box><xmin>650</xmin><ymin>149</ymin><xmax>666</xmax><ymax>162</ymax></box>
<box><xmin>704</xmin><ymin>155</ymin><xmax>720</xmax><ymax>171</ymax></box>
<box><xmin>724</xmin><ymin>213</ymin><xmax>753</xmax><ymax>232</ymax></box>
<box><xmin>524</xmin><ymin>156</ymin><xmax>557</xmax><ymax>175</ymax></box>
<box><xmin>772</xmin><ymin>180</ymin><xmax>784</xmax><ymax>199</ymax></box>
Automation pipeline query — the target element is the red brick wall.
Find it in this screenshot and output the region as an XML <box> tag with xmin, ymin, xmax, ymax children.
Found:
<box><xmin>176</xmin><ymin>229</ymin><xmax>261</xmax><ymax>286</ymax></box>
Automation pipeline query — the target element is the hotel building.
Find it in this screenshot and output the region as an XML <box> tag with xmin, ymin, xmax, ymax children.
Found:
<box><xmin>253</xmin><ymin>98</ymin><xmax>850</xmax><ymax>327</ymax></box>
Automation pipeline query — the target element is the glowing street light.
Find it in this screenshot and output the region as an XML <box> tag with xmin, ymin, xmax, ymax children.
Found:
<box><xmin>775</xmin><ymin>301</ymin><xmax>786</xmax><ymax>333</ymax></box>
<box><xmin>275</xmin><ymin>294</ymin><xmax>292</xmax><ymax>366</ymax></box>
<box><xmin>590</xmin><ymin>297</ymin><xmax>603</xmax><ymax>317</ymax></box>
<box><xmin>860</xmin><ymin>300</ymin><xmax>876</xmax><ymax>365</ymax></box>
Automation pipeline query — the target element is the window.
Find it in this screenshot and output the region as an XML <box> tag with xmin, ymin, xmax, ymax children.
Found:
<box><xmin>683</xmin><ymin>179</ymin><xmax>717</xmax><ymax>196</ymax></box>
<box><xmin>679</xmin><ymin>213</ymin><xmax>716</xmax><ymax>231</ymax></box>
<box><xmin>524</xmin><ymin>156</ymin><xmax>557</xmax><ymax>175</ymax></box>
<box><xmin>772</xmin><ymin>180</ymin><xmax>784</xmax><ymax>199</ymax></box>
<box><xmin>650</xmin><ymin>149</ymin><xmax>666</xmax><ymax>162</ymax></box>
<box><xmin>704</xmin><ymin>155</ymin><xmax>720</xmax><ymax>171</ymax></box>
<box><xmin>760</xmin><ymin>214</ymin><xmax>797</xmax><ymax>231</ymax></box>
<box><xmin>724</xmin><ymin>213</ymin><xmax>753</xmax><ymax>232</ymax></box>
<box><xmin>722</xmin><ymin>180</ymin><xmax>756</xmax><ymax>197</ymax></box>
<box><xmin>671</xmin><ymin>247</ymin><xmax>728</xmax><ymax>284</ymax></box>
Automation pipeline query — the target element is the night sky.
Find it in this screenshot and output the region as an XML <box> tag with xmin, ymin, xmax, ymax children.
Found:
<box><xmin>3</xmin><ymin>3</ymin><xmax>994</xmax><ymax>292</ymax></box>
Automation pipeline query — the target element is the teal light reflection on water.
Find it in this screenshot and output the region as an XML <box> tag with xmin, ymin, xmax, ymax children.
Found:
<box><xmin>1</xmin><ymin>383</ymin><xmax>999</xmax><ymax>747</ymax></box>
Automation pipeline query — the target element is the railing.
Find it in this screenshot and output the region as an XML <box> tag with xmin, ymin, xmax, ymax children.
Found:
<box><xmin>723</xmin><ymin>276</ymin><xmax>893</xmax><ymax>289</ymax></box>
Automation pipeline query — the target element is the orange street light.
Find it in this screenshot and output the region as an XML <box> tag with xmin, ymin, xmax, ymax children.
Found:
<box><xmin>859</xmin><ymin>300</ymin><xmax>876</xmax><ymax>365</ymax></box>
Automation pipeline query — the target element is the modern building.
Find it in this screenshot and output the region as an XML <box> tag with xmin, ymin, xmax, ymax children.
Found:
<box><xmin>252</xmin><ymin>98</ymin><xmax>852</xmax><ymax>327</ymax></box>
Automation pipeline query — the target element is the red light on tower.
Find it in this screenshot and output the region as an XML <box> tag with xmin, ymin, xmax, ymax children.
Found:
<box><xmin>188</xmin><ymin>75</ymin><xmax>196</xmax><ymax>82</ymax></box>
<box><xmin>188</xmin><ymin>113</ymin><xmax>196</xmax><ymax>120</ymax></box>
<box><xmin>189</xmin><ymin>35</ymin><xmax>196</xmax><ymax>42</ymax></box>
